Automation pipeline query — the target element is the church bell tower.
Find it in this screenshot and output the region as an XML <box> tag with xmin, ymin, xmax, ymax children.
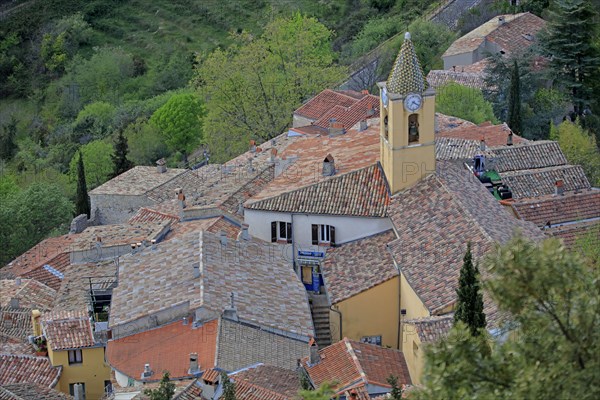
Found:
<box><xmin>379</xmin><ymin>32</ymin><xmax>436</xmax><ymax>195</ymax></box>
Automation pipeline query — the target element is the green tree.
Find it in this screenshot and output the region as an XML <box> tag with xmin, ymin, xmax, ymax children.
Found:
<box><xmin>194</xmin><ymin>14</ymin><xmax>346</xmax><ymax>162</ymax></box>
<box><xmin>0</xmin><ymin>115</ymin><xmax>18</xmax><ymax>161</ymax></box>
<box><xmin>124</xmin><ymin>118</ymin><xmax>169</xmax><ymax>165</ymax></box>
<box><xmin>408</xmin><ymin>19</ymin><xmax>458</xmax><ymax>74</ymax></box>
<box><xmin>111</xmin><ymin>130</ymin><xmax>133</xmax><ymax>178</ymax></box>
<box><xmin>437</xmin><ymin>83</ymin><xmax>498</xmax><ymax>125</ymax></box>
<box><xmin>541</xmin><ymin>0</ymin><xmax>600</xmax><ymax>116</ymax></box>
<box><xmin>414</xmin><ymin>236</ymin><xmax>600</xmax><ymax>400</ymax></box>
<box><xmin>72</xmin><ymin>101</ymin><xmax>116</xmax><ymax>141</ymax></box>
<box><xmin>69</xmin><ymin>140</ymin><xmax>114</xmax><ymax>189</ymax></box>
<box><xmin>387</xmin><ymin>375</ymin><xmax>403</xmax><ymax>400</ymax></box>
<box><xmin>143</xmin><ymin>372</ymin><xmax>175</xmax><ymax>400</ymax></box>
<box><xmin>221</xmin><ymin>372</ymin><xmax>236</xmax><ymax>400</ymax></box>
<box><xmin>507</xmin><ymin>60</ymin><xmax>522</xmax><ymax>135</ymax></box>
<box><xmin>551</xmin><ymin>120</ymin><xmax>600</xmax><ymax>185</ymax></box>
<box><xmin>75</xmin><ymin>151</ymin><xmax>91</xmax><ymax>218</ymax></box>
<box><xmin>299</xmin><ymin>382</ymin><xmax>338</xmax><ymax>400</ymax></box>
<box><xmin>149</xmin><ymin>92</ymin><xmax>204</xmax><ymax>163</ymax></box>
<box><xmin>454</xmin><ymin>243</ymin><xmax>486</xmax><ymax>336</ymax></box>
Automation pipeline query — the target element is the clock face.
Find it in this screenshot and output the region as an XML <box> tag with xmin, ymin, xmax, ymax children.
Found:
<box><xmin>404</xmin><ymin>93</ymin><xmax>422</xmax><ymax>112</ymax></box>
<box><xmin>382</xmin><ymin>88</ymin><xmax>389</xmax><ymax>109</ymax></box>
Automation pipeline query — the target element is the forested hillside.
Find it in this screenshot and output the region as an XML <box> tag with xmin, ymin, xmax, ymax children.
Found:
<box><xmin>0</xmin><ymin>0</ymin><xmax>443</xmax><ymax>265</ymax></box>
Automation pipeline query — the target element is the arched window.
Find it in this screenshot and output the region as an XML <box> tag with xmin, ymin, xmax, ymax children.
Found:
<box><xmin>408</xmin><ymin>114</ymin><xmax>419</xmax><ymax>143</ymax></box>
<box><xmin>384</xmin><ymin>115</ymin><xmax>389</xmax><ymax>139</ymax></box>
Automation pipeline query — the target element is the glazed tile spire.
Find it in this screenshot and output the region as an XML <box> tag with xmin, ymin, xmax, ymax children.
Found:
<box><xmin>386</xmin><ymin>32</ymin><xmax>427</xmax><ymax>95</ymax></box>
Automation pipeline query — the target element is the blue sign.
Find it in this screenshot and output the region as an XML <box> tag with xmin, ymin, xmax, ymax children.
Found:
<box><xmin>298</xmin><ymin>250</ymin><xmax>325</xmax><ymax>258</ymax></box>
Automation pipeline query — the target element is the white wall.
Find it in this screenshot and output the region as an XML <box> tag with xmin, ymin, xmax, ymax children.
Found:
<box><xmin>244</xmin><ymin>209</ymin><xmax>393</xmax><ymax>253</ymax></box>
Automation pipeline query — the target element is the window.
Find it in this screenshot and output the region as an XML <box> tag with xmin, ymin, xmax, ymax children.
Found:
<box><xmin>311</xmin><ymin>224</ymin><xmax>335</xmax><ymax>246</ymax></box>
<box><xmin>104</xmin><ymin>381</ymin><xmax>113</xmax><ymax>394</ymax></box>
<box><xmin>360</xmin><ymin>335</ymin><xmax>382</xmax><ymax>346</ymax></box>
<box><xmin>271</xmin><ymin>221</ymin><xmax>291</xmax><ymax>243</ymax></box>
<box><xmin>408</xmin><ymin>114</ymin><xmax>419</xmax><ymax>143</ymax></box>
<box><xmin>69</xmin><ymin>383</ymin><xmax>86</xmax><ymax>399</ymax></box>
<box><xmin>68</xmin><ymin>349</ymin><xmax>83</xmax><ymax>365</ymax></box>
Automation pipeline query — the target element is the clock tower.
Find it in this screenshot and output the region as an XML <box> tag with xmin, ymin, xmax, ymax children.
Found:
<box><xmin>378</xmin><ymin>32</ymin><xmax>436</xmax><ymax>195</ymax></box>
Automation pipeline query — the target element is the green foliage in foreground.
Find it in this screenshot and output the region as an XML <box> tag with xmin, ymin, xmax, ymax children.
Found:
<box><xmin>414</xmin><ymin>236</ymin><xmax>600</xmax><ymax>400</ymax></box>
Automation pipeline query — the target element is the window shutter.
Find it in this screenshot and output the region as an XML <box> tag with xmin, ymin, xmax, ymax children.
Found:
<box><xmin>287</xmin><ymin>223</ymin><xmax>292</xmax><ymax>244</ymax></box>
<box><xmin>312</xmin><ymin>224</ymin><xmax>318</xmax><ymax>245</ymax></box>
<box><xmin>271</xmin><ymin>222</ymin><xmax>277</xmax><ymax>242</ymax></box>
<box><xmin>330</xmin><ymin>226</ymin><xmax>336</xmax><ymax>247</ymax></box>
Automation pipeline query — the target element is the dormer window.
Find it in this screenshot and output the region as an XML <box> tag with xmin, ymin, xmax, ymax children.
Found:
<box><xmin>408</xmin><ymin>114</ymin><xmax>419</xmax><ymax>143</ymax></box>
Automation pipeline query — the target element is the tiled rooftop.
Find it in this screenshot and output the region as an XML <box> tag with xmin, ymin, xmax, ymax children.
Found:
<box><xmin>89</xmin><ymin>166</ymin><xmax>186</xmax><ymax>196</ymax></box>
<box><xmin>216</xmin><ymin>318</ymin><xmax>309</xmax><ymax>372</ymax></box>
<box><xmin>231</xmin><ymin>364</ymin><xmax>300</xmax><ymax>399</ymax></box>
<box><xmin>435</xmin><ymin>137</ymin><xmax>480</xmax><ymax>161</ymax></box>
<box><xmin>21</xmin><ymin>252</ymin><xmax>70</xmax><ymax>291</ymax></box>
<box><xmin>70</xmin><ymin>221</ymin><xmax>171</xmax><ymax>251</ymax></box>
<box><xmin>404</xmin><ymin>315</ymin><xmax>454</xmax><ymax>343</ymax></box>
<box><xmin>438</xmin><ymin>122</ymin><xmax>526</xmax><ymax>147</ymax></box>
<box><xmin>322</xmin><ymin>230</ymin><xmax>397</xmax><ymax>304</ymax></box>
<box><xmin>106</xmin><ymin>319</ymin><xmax>218</xmax><ymax>381</ymax></box>
<box><xmin>0</xmin><ymin>383</ymin><xmax>71</xmax><ymax>400</ymax></box>
<box><xmin>301</xmin><ymin>338</ymin><xmax>411</xmax><ymax>393</ymax></box>
<box><xmin>0</xmin><ymin>341</ymin><xmax>35</xmax><ymax>357</ymax></box>
<box><xmin>110</xmin><ymin>231</ymin><xmax>313</xmax><ymax>337</ymax></box>
<box><xmin>435</xmin><ymin>113</ymin><xmax>476</xmax><ymax>132</ymax></box>
<box><xmin>232</xmin><ymin>380</ymin><xmax>289</xmax><ymax>400</ymax></box>
<box><xmin>511</xmin><ymin>190</ymin><xmax>600</xmax><ymax>227</ymax></box>
<box><xmin>246</xmin><ymin>163</ymin><xmax>390</xmax><ymax>217</ymax></box>
<box><xmin>547</xmin><ymin>221</ymin><xmax>599</xmax><ymax>250</ymax></box>
<box><xmin>0</xmin><ymin>354</ymin><xmax>62</xmax><ymax>387</ymax></box>
<box><xmin>501</xmin><ymin>165</ymin><xmax>591</xmax><ymax>199</ymax></box>
<box><xmin>427</xmin><ymin>70</ymin><xmax>487</xmax><ymax>90</ymax></box>
<box><xmin>164</xmin><ymin>216</ymin><xmax>238</xmax><ymax>241</ymax></box>
<box><xmin>42</xmin><ymin>309</ymin><xmax>95</xmax><ymax>351</ymax></box>
<box><xmin>487</xmin><ymin>141</ymin><xmax>567</xmax><ymax>173</ymax></box>
<box><xmin>0</xmin><ymin>279</ymin><xmax>56</xmax><ymax>311</ymax></box>
<box><xmin>387</xmin><ymin>162</ymin><xmax>544</xmax><ymax>318</ymax></box>
<box><xmin>6</xmin><ymin>235</ymin><xmax>73</xmax><ymax>276</ymax></box>
<box><xmin>313</xmin><ymin>94</ymin><xmax>380</xmax><ymax>129</ymax></box>
<box><xmin>174</xmin><ymin>380</ymin><xmax>203</xmax><ymax>400</ymax></box>
<box><xmin>0</xmin><ymin>307</ymin><xmax>32</xmax><ymax>343</ymax></box>
<box><xmin>294</xmin><ymin>89</ymin><xmax>365</xmax><ymax>120</ymax></box>
<box><xmin>128</xmin><ymin>207</ymin><xmax>180</xmax><ymax>225</ymax></box>
<box><xmin>443</xmin><ymin>13</ymin><xmax>545</xmax><ymax>58</ymax></box>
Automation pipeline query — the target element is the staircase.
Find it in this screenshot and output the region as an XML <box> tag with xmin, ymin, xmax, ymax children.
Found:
<box><xmin>309</xmin><ymin>293</ymin><xmax>331</xmax><ymax>347</ymax></box>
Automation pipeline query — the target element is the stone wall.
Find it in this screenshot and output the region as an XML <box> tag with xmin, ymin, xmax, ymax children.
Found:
<box><xmin>90</xmin><ymin>194</ymin><xmax>154</xmax><ymax>225</ymax></box>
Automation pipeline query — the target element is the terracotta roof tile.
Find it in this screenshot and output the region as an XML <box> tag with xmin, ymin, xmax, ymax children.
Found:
<box><xmin>128</xmin><ymin>207</ymin><xmax>180</xmax><ymax>225</ymax></box>
<box><xmin>404</xmin><ymin>315</ymin><xmax>454</xmax><ymax>343</ymax></box>
<box><xmin>322</xmin><ymin>231</ymin><xmax>397</xmax><ymax>304</ymax></box>
<box><xmin>174</xmin><ymin>380</ymin><xmax>203</xmax><ymax>400</ymax></box>
<box><xmin>106</xmin><ymin>319</ymin><xmax>218</xmax><ymax>381</ymax></box>
<box><xmin>21</xmin><ymin>253</ymin><xmax>70</xmax><ymax>291</ymax></box>
<box><xmin>0</xmin><ymin>279</ymin><xmax>56</xmax><ymax>311</ymax></box>
<box><xmin>487</xmin><ymin>141</ymin><xmax>567</xmax><ymax>172</ymax></box>
<box><xmin>0</xmin><ymin>308</ymin><xmax>32</xmax><ymax>343</ymax></box>
<box><xmin>435</xmin><ymin>137</ymin><xmax>480</xmax><ymax>160</ymax></box>
<box><xmin>110</xmin><ymin>231</ymin><xmax>313</xmax><ymax>337</ymax></box>
<box><xmin>301</xmin><ymin>338</ymin><xmax>411</xmax><ymax>393</ymax></box>
<box><xmin>42</xmin><ymin>309</ymin><xmax>95</xmax><ymax>351</ymax></box>
<box><xmin>511</xmin><ymin>191</ymin><xmax>600</xmax><ymax>227</ymax></box>
<box><xmin>435</xmin><ymin>113</ymin><xmax>476</xmax><ymax>132</ymax></box>
<box><xmin>6</xmin><ymin>235</ymin><xmax>73</xmax><ymax>277</ymax></box>
<box><xmin>246</xmin><ymin>163</ymin><xmax>390</xmax><ymax>217</ymax></box>
<box><xmin>70</xmin><ymin>221</ymin><xmax>171</xmax><ymax>251</ymax></box>
<box><xmin>438</xmin><ymin>122</ymin><xmax>526</xmax><ymax>147</ymax></box>
<box><xmin>443</xmin><ymin>13</ymin><xmax>545</xmax><ymax>58</ymax></box>
<box><xmin>231</xmin><ymin>364</ymin><xmax>300</xmax><ymax>398</ymax></box>
<box><xmin>90</xmin><ymin>166</ymin><xmax>187</xmax><ymax>196</ymax></box>
<box><xmin>547</xmin><ymin>221</ymin><xmax>600</xmax><ymax>250</ymax></box>
<box><xmin>313</xmin><ymin>95</ymin><xmax>379</xmax><ymax>129</ymax></box>
<box><xmin>216</xmin><ymin>318</ymin><xmax>309</xmax><ymax>372</ymax></box>
<box><xmin>427</xmin><ymin>70</ymin><xmax>487</xmax><ymax>90</ymax></box>
<box><xmin>0</xmin><ymin>341</ymin><xmax>35</xmax><ymax>357</ymax></box>
<box><xmin>501</xmin><ymin>165</ymin><xmax>591</xmax><ymax>199</ymax></box>
<box><xmin>201</xmin><ymin>368</ymin><xmax>221</xmax><ymax>384</ymax></box>
<box><xmin>0</xmin><ymin>354</ymin><xmax>62</xmax><ymax>387</ymax></box>
<box><xmin>0</xmin><ymin>383</ymin><xmax>71</xmax><ymax>400</ymax></box>
<box><xmin>294</xmin><ymin>89</ymin><xmax>365</xmax><ymax>120</ymax></box>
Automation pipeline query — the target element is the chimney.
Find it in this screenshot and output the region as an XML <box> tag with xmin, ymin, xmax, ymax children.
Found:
<box><xmin>359</xmin><ymin>120</ymin><xmax>368</xmax><ymax>131</ymax></box>
<box><xmin>309</xmin><ymin>337</ymin><xmax>320</xmax><ymax>365</ymax></box>
<box><xmin>322</xmin><ymin>154</ymin><xmax>335</xmax><ymax>176</ymax></box>
<box><xmin>156</xmin><ymin>158</ymin><xmax>167</xmax><ymax>173</ymax></box>
<box><xmin>507</xmin><ymin>132</ymin><xmax>514</xmax><ymax>146</ymax></box>
<box><xmin>366</xmin><ymin>105</ymin><xmax>375</xmax><ymax>117</ymax></box>
<box><xmin>480</xmin><ymin>137</ymin><xmax>486</xmax><ymax>151</ymax></box>
<box><xmin>141</xmin><ymin>363</ymin><xmax>153</xmax><ymax>379</ymax></box>
<box><xmin>9</xmin><ymin>298</ymin><xmax>19</xmax><ymax>309</ymax></box>
<box><xmin>220</xmin><ymin>231</ymin><xmax>227</xmax><ymax>246</ymax></box>
<box><xmin>249</xmin><ymin>140</ymin><xmax>256</xmax><ymax>153</ymax></box>
<box><xmin>223</xmin><ymin>292</ymin><xmax>238</xmax><ymax>322</ymax></box>
<box><xmin>73</xmin><ymin>383</ymin><xmax>85</xmax><ymax>400</ymax></box>
<box><xmin>328</xmin><ymin>119</ymin><xmax>345</xmax><ymax>136</ymax></box>
<box><xmin>241</xmin><ymin>224</ymin><xmax>249</xmax><ymax>241</ymax></box>
<box><xmin>555</xmin><ymin>180</ymin><xmax>565</xmax><ymax>196</ymax></box>
<box><xmin>498</xmin><ymin>16</ymin><xmax>505</xmax><ymax>25</ymax></box>
<box><xmin>188</xmin><ymin>352</ymin><xmax>200</xmax><ymax>375</ymax></box>
<box><xmin>183</xmin><ymin>316</ymin><xmax>188</xmax><ymax>325</ymax></box>
<box><xmin>361</xmin><ymin>89</ymin><xmax>369</xmax><ymax>95</ymax></box>
<box><xmin>193</xmin><ymin>262</ymin><xmax>200</xmax><ymax>279</ymax></box>
<box><xmin>15</xmin><ymin>277</ymin><xmax>21</xmax><ymax>286</ymax></box>
<box><xmin>270</xmin><ymin>148</ymin><xmax>278</xmax><ymax>162</ymax></box>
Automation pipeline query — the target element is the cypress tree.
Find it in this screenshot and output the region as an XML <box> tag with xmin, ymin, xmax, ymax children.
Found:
<box><xmin>542</xmin><ymin>0</ymin><xmax>600</xmax><ymax>116</ymax></box>
<box><xmin>75</xmin><ymin>151</ymin><xmax>91</xmax><ymax>218</ymax></box>
<box><xmin>454</xmin><ymin>243</ymin><xmax>486</xmax><ymax>336</ymax></box>
<box><xmin>111</xmin><ymin>129</ymin><xmax>133</xmax><ymax>178</ymax></box>
<box><xmin>221</xmin><ymin>372</ymin><xmax>236</xmax><ymax>400</ymax></box>
<box><xmin>507</xmin><ymin>59</ymin><xmax>522</xmax><ymax>135</ymax></box>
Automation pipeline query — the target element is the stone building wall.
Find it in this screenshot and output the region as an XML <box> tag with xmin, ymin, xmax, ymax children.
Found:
<box><xmin>90</xmin><ymin>194</ymin><xmax>155</xmax><ymax>225</ymax></box>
